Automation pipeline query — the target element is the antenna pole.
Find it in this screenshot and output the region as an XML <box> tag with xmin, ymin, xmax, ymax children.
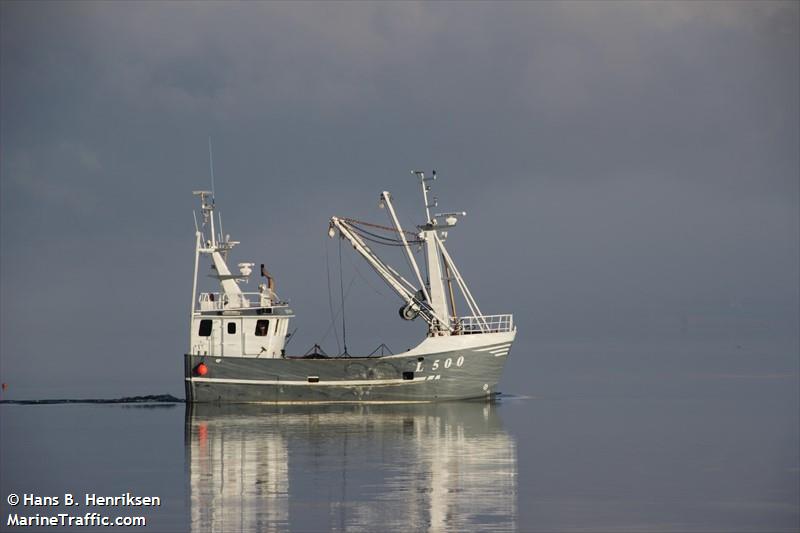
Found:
<box><xmin>208</xmin><ymin>136</ymin><xmax>216</xmax><ymax>200</ymax></box>
<box><xmin>413</xmin><ymin>170</ymin><xmax>436</xmax><ymax>224</ymax></box>
<box><xmin>206</xmin><ymin>138</ymin><xmax>218</xmax><ymax>248</ymax></box>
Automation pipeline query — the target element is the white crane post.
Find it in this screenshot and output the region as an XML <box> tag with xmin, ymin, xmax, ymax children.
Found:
<box><xmin>381</xmin><ymin>191</ymin><xmax>431</xmax><ymax>304</ymax></box>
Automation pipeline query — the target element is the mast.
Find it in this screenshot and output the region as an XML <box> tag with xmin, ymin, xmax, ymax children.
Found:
<box><xmin>412</xmin><ymin>170</ymin><xmax>435</xmax><ymax>225</ymax></box>
<box><xmin>421</xmin><ymin>227</ymin><xmax>449</xmax><ymax>331</ymax></box>
<box><xmin>192</xmin><ymin>190</ymin><xmax>246</xmax><ymax>308</ymax></box>
<box><xmin>412</xmin><ymin>170</ymin><xmax>462</xmax><ymax>334</ymax></box>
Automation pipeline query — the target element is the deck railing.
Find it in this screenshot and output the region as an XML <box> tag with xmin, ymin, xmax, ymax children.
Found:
<box><xmin>451</xmin><ymin>314</ymin><xmax>514</xmax><ymax>334</ymax></box>
<box><xmin>198</xmin><ymin>291</ymin><xmax>278</xmax><ymax>311</ymax></box>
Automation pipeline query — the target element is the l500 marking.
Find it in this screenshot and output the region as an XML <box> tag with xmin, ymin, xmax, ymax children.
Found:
<box><xmin>415</xmin><ymin>355</ymin><xmax>464</xmax><ymax>373</ymax></box>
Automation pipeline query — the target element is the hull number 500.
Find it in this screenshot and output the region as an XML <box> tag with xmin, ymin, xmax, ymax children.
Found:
<box><xmin>415</xmin><ymin>355</ymin><xmax>464</xmax><ymax>373</ymax></box>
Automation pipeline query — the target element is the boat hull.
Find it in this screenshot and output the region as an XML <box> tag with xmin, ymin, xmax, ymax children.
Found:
<box><xmin>184</xmin><ymin>331</ymin><xmax>515</xmax><ymax>403</ymax></box>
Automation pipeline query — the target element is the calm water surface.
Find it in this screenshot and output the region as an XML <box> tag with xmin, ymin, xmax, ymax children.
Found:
<box><xmin>1</xmin><ymin>371</ymin><xmax>798</xmax><ymax>532</ymax></box>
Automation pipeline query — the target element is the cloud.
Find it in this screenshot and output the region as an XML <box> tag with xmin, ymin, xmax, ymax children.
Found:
<box><xmin>3</xmin><ymin>141</ymin><xmax>103</xmax><ymax>212</ymax></box>
<box><xmin>0</xmin><ymin>1</ymin><xmax>797</xmax><ymax>396</ymax></box>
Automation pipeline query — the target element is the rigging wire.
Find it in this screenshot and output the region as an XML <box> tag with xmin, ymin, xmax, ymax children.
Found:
<box><xmin>342</xmin><ymin>246</ymin><xmax>389</xmax><ymax>298</ymax></box>
<box><xmin>380</xmin><ymin>211</ymin><xmax>424</xmax><ymax>297</ymax></box>
<box><xmin>339</xmin><ymin>236</ymin><xmax>349</xmax><ymax>356</ymax></box>
<box><xmin>349</xmin><ymin>224</ymin><xmax>421</xmax><ymax>245</ymax></box>
<box><xmin>340</xmin><ymin>217</ymin><xmax>419</xmax><ymax>239</ymax></box>
<box><xmin>348</xmin><ymin>228</ymin><xmax>419</xmax><ymax>247</ymax></box>
<box><xmin>341</xmin><ymin>217</ymin><xmax>424</xmax><ymax>247</ymax></box>
<box><xmin>324</xmin><ymin>240</ymin><xmax>341</xmax><ymax>354</ymax></box>
<box><xmin>348</xmin><ymin>233</ymin><xmax>413</xmax><ymax>247</ymax></box>
<box><xmin>318</xmin><ymin>274</ymin><xmax>357</xmax><ymax>348</ymax></box>
<box><xmin>336</xmin><ymin>216</ymin><xmax>428</xmax><ymax>308</ymax></box>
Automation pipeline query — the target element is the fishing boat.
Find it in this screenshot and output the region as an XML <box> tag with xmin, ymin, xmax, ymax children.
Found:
<box><xmin>184</xmin><ymin>171</ymin><xmax>516</xmax><ymax>403</ymax></box>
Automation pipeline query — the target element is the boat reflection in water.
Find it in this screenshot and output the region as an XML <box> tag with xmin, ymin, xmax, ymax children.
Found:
<box><xmin>186</xmin><ymin>402</ymin><xmax>517</xmax><ymax>532</ymax></box>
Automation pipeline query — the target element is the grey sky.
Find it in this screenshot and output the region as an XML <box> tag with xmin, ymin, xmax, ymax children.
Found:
<box><xmin>1</xmin><ymin>1</ymin><xmax>797</xmax><ymax>398</ymax></box>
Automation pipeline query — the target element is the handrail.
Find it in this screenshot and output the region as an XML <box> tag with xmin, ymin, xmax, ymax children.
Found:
<box><xmin>198</xmin><ymin>291</ymin><xmax>285</xmax><ymax>311</ymax></box>
<box><xmin>451</xmin><ymin>314</ymin><xmax>514</xmax><ymax>334</ymax></box>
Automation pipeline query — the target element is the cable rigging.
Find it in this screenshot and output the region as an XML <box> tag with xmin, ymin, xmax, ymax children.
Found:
<box><xmin>338</xmin><ymin>236</ymin><xmax>349</xmax><ymax>356</ymax></box>
<box><xmin>324</xmin><ymin>240</ymin><xmax>341</xmax><ymax>354</ymax></box>
<box><xmin>340</xmin><ymin>217</ymin><xmax>424</xmax><ymax>247</ymax></box>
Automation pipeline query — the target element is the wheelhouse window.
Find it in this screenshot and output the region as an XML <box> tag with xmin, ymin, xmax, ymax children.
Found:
<box><xmin>227</xmin><ymin>322</ymin><xmax>237</xmax><ymax>334</ymax></box>
<box><xmin>255</xmin><ymin>320</ymin><xmax>270</xmax><ymax>337</ymax></box>
<box><xmin>198</xmin><ymin>320</ymin><xmax>213</xmax><ymax>337</ymax></box>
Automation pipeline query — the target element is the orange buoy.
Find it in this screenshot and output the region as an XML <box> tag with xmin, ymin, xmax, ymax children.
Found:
<box><xmin>195</xmin><ymin>363</ymin><xmax>208</xmax><ymax>376</ymax></box>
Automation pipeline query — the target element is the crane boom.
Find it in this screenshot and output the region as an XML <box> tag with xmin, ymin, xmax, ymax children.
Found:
<box><xmin>329</xmin><ymin>216</ymin><xmax>452</xmax><ymax>332</ymax></box>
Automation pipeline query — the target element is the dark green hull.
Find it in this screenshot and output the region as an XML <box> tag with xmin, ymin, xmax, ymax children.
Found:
<box><xmin>185</xmin><ymin>332</ymin><xmax>514</xmax><ymax>403</ymax></box>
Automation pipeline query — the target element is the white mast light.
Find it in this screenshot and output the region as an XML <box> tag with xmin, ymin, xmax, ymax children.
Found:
<box><xmin>435</xmin><ymin>211</ymin><xmax>467</xmax><ymax>227</ymax></box>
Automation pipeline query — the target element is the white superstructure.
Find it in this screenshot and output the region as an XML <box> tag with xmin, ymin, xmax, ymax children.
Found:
<box><xmin>188</xmin><ymin>191</ymin><xmax>293</xmax><ymax>359</ymax></box>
